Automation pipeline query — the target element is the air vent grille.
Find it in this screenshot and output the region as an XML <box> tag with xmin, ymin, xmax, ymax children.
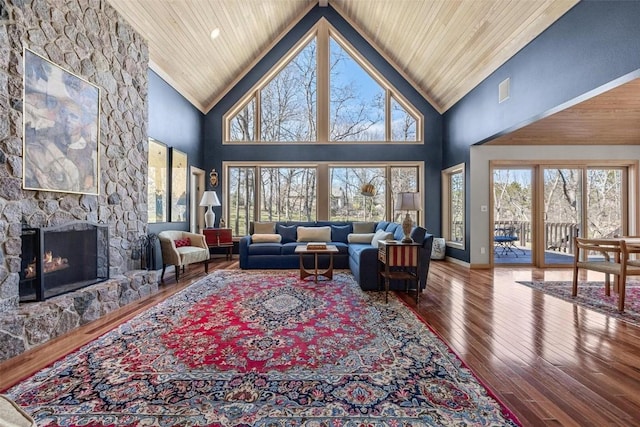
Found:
<box><xmin>499</xmin><ymin>78</ymin><xmax>510</xmax><ymax>103</ymax></box>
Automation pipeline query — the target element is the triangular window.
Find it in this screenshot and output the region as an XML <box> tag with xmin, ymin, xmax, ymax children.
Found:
<box><xmin>225</xmin><ymin>19</ymin><xmax>422</xmax><ymax>143</ymax></box>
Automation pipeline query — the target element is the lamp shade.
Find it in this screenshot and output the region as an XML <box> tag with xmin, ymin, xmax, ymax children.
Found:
<box><xmin>199</xmin><ymin>191</ymin><xmax>220</xmax><ymax>207</ymax></box>
<box><xmin>394</xmin><ymin>192</ymin><xmax>420</xmax><ymax>211</ymax></box>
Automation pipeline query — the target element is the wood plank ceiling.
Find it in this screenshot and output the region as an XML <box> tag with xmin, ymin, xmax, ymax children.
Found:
<box><xmin>106</xmin><ymin>0</ymin><xmax>578</xmax><ymax>115</ymax></box>
<box><xmin>487</xmin><ymin>78</ymin><xmax>640</xmax><ymax>145</ymax></box>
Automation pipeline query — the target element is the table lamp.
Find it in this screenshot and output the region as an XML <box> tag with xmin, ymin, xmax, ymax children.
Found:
<box><xmin>395</xmin><ymin>192</ymin><xmax>421</xmax><ymax>243</ymax></box>
<box><xmin>199</xmin><ymin>191</ymin><xmax>221</xmax><ymax>228</ymax></box>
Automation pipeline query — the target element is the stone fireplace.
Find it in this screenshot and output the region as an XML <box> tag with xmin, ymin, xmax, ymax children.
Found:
<box><xmin>20</xmin><ymin>221</ymin><xmax>109</xmax><ymax>302</ymax></box>
<box><xmin>0</xmin><ymin>0</ymin><xmax>157</xmax><ymax>362</ymax></box>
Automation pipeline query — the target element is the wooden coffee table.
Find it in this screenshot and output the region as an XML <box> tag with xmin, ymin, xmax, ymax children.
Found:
<box><xmin>294</xmin><ymin>245</ymin><xmax>339</xmax><ymax>283</ymax></box>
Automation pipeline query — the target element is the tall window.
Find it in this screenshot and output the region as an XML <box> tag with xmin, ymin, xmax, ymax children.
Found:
<box><xmin>228</xmin><ymin>167</ymin><xmax>256</xmax><ymax>236</ymax></box>
<box><xmin>442</xmin><ymin>164</ymin><xmax>465</xmax><ymax>248</ymax></box>
<box><xmin>225</xmin><ymin>19</ymin><xmax>422</xmax><ymax>144</ymax></box>
<box><xmin>226</xmin><ymin>162</ymin><xmax>422</xmax><ymax>235</ymax></box>
<box><xmin>147</xmin><ymin>138</ymin><xmax>167</xmax><ymax>223</ymax></box>
<box><xmin>259</xmin><ymin>167</ymin><xmax>317</xmax><ymax>221</ymax></box>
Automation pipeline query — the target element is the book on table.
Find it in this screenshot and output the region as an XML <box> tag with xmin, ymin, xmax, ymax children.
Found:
<box><xmin>306</xmin><ymin>242</ymin><xmax>327</xmax><ymax>250</ymax></box>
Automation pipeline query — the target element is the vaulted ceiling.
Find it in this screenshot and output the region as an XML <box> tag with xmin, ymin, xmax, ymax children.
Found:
<box><xmin>106</xmin><ymin>0</ymin><xmax>579</xmax><ymax>115</ymax></box>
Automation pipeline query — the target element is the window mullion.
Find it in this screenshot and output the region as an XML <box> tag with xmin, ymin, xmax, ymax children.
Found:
<box><xmin>385</xmin><ymin>89</ymin><xmax>391</xmax><ymax>141</ymax></box>
<box><xmin>317</xmin><ymin>22</ymin><xmax>329</xmax><ymax>142</ymax></box>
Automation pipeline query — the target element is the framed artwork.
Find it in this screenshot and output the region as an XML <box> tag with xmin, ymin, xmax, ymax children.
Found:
<box><xmin>170</xmin><ymin>148</ymin><xmax>188</xmax><ymax>222</ymax></box>
<box><xmin>148</xmin><ymin>138</ymin><xmax>168</xmax><ymax>223</ymax></box>
<box><xmin>22</xmin><ymin>48</ymin><xmax>101</xmax><ymax>195</ymax></box>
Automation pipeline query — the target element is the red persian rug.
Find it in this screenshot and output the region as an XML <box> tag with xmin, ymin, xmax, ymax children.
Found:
<box><xmin>4</xmin><ymin>270</ymin><xmax>521</xmax><ymax>426</ymax></box>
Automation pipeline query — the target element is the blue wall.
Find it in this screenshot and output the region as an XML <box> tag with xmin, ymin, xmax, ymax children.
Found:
<box><xmin>203</xmin><ymin>5</ymin><xmax>443</xmax><ymax>234</ymax></box>
<box><xmin>148</xmin><ymin>70</ymin><xmax>204</xmax><ymax>235</ymax></box>
<box><xmin>443</xmin><ymin>1</ymin><xmax>640</xmax><ymax>262</ymax></box>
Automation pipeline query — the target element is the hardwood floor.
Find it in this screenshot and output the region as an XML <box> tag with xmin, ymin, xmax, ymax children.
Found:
<box><xmin>2</xmin><ymin>260</ymin><xmax>640</xmax><ymax>426</ymax></box>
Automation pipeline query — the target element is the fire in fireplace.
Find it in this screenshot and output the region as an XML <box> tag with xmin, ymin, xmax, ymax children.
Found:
<box><xmin>20</xmin><ymin>221</ymin><xmax>109</xmax><ymax>302</ymax></box>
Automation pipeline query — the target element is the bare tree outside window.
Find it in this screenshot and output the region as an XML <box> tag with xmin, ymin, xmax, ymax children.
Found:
<box><xmin>260</xmin><ymin>167</ymin><xmax>317</xmax><ymax>221</ymax></box>
<box><xmin>450</xmin><ymin>171</ymin><xmax>464</xmax><ymax>243</ymax></box>
<box><xmin>391</xmin><ymin>96</ymin><xmax>417</xmax><ymax>141</ymax></box>
<box><xmin>225</xmin><ymin>23</ymin><xmax>422</xmax><ymax>143</ymax></box>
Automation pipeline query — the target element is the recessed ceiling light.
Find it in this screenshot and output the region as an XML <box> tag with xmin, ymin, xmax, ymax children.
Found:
<box><xmin>210</xmin><ymin>28</ymin><xmax>220</xmax><ymax>40</ymax></box>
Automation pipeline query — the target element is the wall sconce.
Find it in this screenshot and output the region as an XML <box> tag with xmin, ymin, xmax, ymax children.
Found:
<box><xmin>209</xmin><ymin>169</ymin><xmax>219</xmax><ymax>187</ymax></box>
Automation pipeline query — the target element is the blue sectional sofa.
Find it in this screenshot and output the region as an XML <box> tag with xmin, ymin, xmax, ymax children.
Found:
<box><xmin>239</xmin><ymin>220</ymin><xmax>434</xmax><ymax>291</ymax></box>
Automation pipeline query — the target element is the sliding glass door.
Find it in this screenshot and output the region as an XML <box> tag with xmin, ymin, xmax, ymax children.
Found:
<box><xmin>492</xmin><ymin>163</ymin><xmax>629</xmax><ymax>267</ymax></box>
<box><xmin>542</xmin><ymin>167</ymin><xmax>625</xmax><ymax>266</ymax></box>
<box><xmin>493</xmin><ymin>168</ymin><xmax>533</xmax><ymax>264</ymax></box>
<box><xmin>542</xmin><ymin>168</ymin><xmax>582</xmax><ymax>265</ymax></box>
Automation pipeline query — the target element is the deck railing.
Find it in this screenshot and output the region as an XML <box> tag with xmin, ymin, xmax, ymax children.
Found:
<box><xmin>494</xmin><ymin>221</ymin><xmax>579</xmax><ymax>254</ymax></box>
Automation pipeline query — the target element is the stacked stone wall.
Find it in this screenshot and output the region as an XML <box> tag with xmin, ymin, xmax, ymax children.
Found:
<box><xmin>0</xmin><ymin>0</ymin><xmax>153</xmax><ymax>361</ymax></box>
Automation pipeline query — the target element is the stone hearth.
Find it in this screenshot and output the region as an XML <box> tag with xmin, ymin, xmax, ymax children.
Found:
<box><xmin>0</xmin><ymin>270</ymin><xmax>158</xmax><ymax>361</ymax></box>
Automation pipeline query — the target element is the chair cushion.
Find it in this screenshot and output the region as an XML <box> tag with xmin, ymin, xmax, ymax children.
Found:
<box><xmin>0</xmin><ymin>394</ymin><xmax>35</xmax><ymax>427</ymax></box>
<box><xmin>174</xmin><ymin>237</ymin><xmax>191</xmax><ymax>248</ymax></box>
<box><xmin>176</xmin><ymin>246</ymin><xmax>209</xmax><ymax>264</ymax></box>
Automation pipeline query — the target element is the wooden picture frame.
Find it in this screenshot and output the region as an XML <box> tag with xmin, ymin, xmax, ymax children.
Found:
<box><xmin>22</xmin><ymin>48</ymin><xmax>101</xmax><ymax>195</ymax></box>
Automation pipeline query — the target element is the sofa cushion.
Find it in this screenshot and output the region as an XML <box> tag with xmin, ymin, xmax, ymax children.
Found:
<box><xmin>348</xmin><ymin>233</ymin><xmax>375</xmax><ymax>244</ymax></box>
<box><xmin>375</xmin><ymin>221</ymin><xmax>390</xmax><ymax>231</ymax></box>
<box><xmin>276</xmin><ymin>224</ymin><xmax>298</xmax><ymax>243</ymax></box>
<box><xmin>253</xmin><ymin>222</ymin><xmax>276</xmax><ymax>234</ymax></box>
<box><xmin>331</xmin><ymin>224</ymin><xmax>352</xmax><ymax>243</ymax></box>
<box><xmin>410</xmin><ymin>226</ymin><xmax>426</xmax><ymax>244</ymax></box>
<box><xmin>353</xmin><ymin>222</ymin><xmax>375</xmax><ymax>233</ymax></box>
<box><xmin>297</xmin><ymin>226</ymin><xmax>331</xmax><ymax>242</ymax></box>
<box><xmin>252</xmin><ymin>233</ymin><xmax>282</xmax><ymax>243</ymax></box>
<box><xmin>371</xmin><ymin>229</ymin><xmax>394</xmax><ymax>246</ymax></box>
<box><xmin>332</xmin><ymin>242</ymin><xmax>349</xmax><ymax>254</ymax></box>
<box><xmin>281</xmin><ymin>242</ymin><xmax>307</xmax><ymax>255</ymax></box>
<box><xmin>248</xmin><ymin>243</ymin><xmax>283</xmax><ymax>256</ymax></box>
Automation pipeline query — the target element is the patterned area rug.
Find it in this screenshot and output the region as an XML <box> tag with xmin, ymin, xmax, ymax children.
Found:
<box><xmin>516</xmin><ymin>280</ymin><xmax>640</xmax><ymax>326</ymax></box>
<box><xmin>4</xmin><ymin>270</ymin><xmax>521</xmax><ymax>426</ymax></box>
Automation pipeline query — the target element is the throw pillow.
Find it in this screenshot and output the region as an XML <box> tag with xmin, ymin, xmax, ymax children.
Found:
<box><xmin>276</xmin><ymin>224</ymin><xmax>298</xmax><ymax>243</ymax></box>
<box><xmin>174</xmin><ymin>237</ymin><xmax>191</xmax><ymax>248</ymax></box>
<box><xmin>347</xmin><ymin>233</ymin><xmax>375</xmax><ymax>244</ymax></box>
<box><xmin>353</xmin><ymin>222</ymin><xmax>375</xmax><ymax>233</ymax></box>
<box><xmin>371</xmin><ymin>229</ymin><xmax>393</xmax><ymax>246</ymax></box>
<box><xmin>297</xmin><ymin>226</ymin><xmax>331</xmax><ymax>242</ymax></box>
<box><xmin>253</xmin><ymin>221</ymin><xmax>275</xmax><ymax>234</ymax></box>
<box><xmin>331</xmin><ymin>224</ymin><xmax>352</xmax><ymax>243</ymax></box>
<box><xmin>252</xmin><ymin>233</ymin><xmax>282</xmax><ymax>243</ymax></box>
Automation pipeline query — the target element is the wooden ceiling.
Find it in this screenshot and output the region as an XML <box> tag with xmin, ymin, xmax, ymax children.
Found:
<box><xmin>487</xmin><ymin>78</ymin><xmax>640</xmax><ymax>145</ymax></box>
<box><xmin>106</xmin><ymin>0</ymin><xmax>578</xmax><ymax>114</ymax></box>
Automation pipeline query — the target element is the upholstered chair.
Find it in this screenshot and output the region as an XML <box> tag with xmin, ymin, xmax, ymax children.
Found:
<box><xmin>158</xmin><ymin>231</ymin><xmax>210</xmax><ymax>281</ymax></box>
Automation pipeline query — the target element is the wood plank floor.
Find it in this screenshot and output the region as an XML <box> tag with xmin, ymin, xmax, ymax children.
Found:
<box><xmin>2</xmin><ymin>260</ymin><xmax>640</xmax><ymax>426</ymax></box>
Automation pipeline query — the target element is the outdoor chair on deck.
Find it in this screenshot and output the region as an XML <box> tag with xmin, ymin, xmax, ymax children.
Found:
<box><xmin>494</xmin><ymin>225</ymin><xmax>525</xmax><ymax>257</ymax></box>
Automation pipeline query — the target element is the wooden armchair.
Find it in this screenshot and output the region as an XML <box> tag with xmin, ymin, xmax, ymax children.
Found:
<box><xmin>158</xmin><ymin>231</ymin><xmax>210</xmax><ymax>282</ymax></box>
<box><xmin>572</xmin><ymin>237</ymin><xmax>640</xmax><ymax>311</ymax></box>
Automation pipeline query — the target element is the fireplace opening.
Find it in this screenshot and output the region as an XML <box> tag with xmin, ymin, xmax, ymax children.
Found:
<box><xmin>20</xmin><ymin>221</ymin><xmax>110</xmax><ymax>302</ymax></box>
